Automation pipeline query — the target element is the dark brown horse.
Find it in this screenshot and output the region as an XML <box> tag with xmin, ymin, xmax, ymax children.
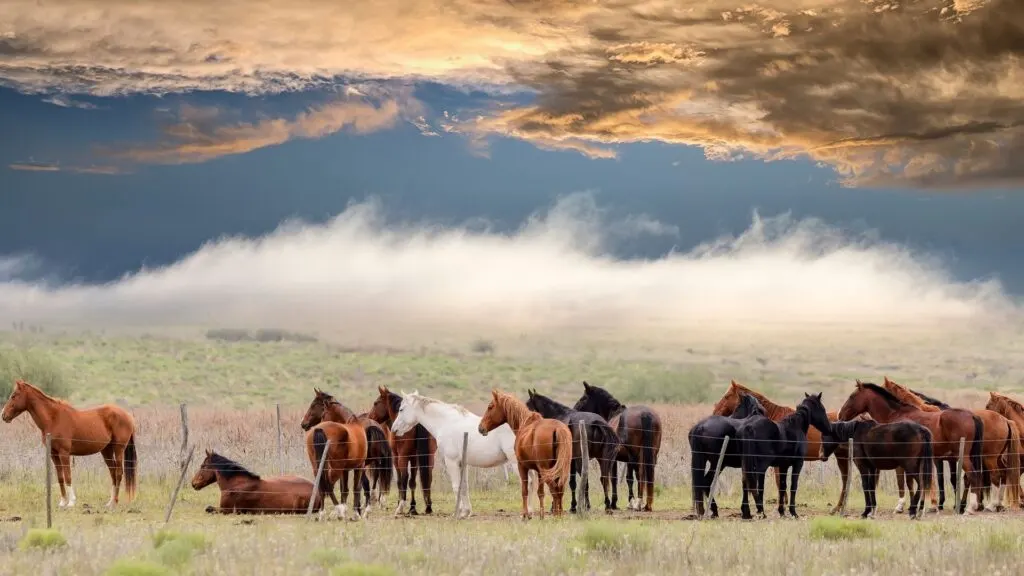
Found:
<box><xmin>192</xmin><ymin>449</ymin><xmax>322</xmax><ymax>514</ymax></box>
<box><xmin>2</xmin><ymin>379</ymin><xmax>137</xmax><ymax>508</ymax></box>
<box><xmin>367</xmin><ymin>385</ymin><xmax>436</xmax><ymax>516</ymax></box>
<box><xmin>712</xmin><ymin>380</ymin><xmax>853</xmax><ymax>515</ymax></box>
<box><xmin>479</xmin><ymin>389</ymin><xmax>572</xmax><ymax>519</ymax></box>
<box><xmin>884</xmin><ymin>378</ymin><xmax>1020</xmax><ymax>512</ymax></box>
<box><xmin>572</xmin><ymin>381</ymin><xmax>662</xmax><ymax>511</ymax></box>
<box><xmin>838</xmin><ymin>381</ymin><xmax>984</xmax><ymax>514</ymax></box>
<box><xmin>301</xmin><ymin>388</ymin><xmax>393</xmax><ymax>510</ymax></box>
<box><xmin>305</xmin><ymin>420</ymin><xmax>369</xmax><ymax>520</ymax></box>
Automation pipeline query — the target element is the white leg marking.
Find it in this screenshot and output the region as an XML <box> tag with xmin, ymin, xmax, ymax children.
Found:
<box><xmin>106</xmin><ymin>485</ymin><xmax>116</xmax><ymax>508</ymax></box>
<box><xmin>66</xmin><ymin>485</ymin><xmax>77</xmax><ymax>507</ymax></box>
<box><xmin>894</xmin><ymin>497</ymin><xmax>905</xmax><ymax>513</ymax></box>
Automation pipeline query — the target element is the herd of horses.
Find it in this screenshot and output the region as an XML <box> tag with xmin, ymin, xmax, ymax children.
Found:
<box><xmin>4</xmin><ymin>376</ymin><xmax>1024</xmax><ymax>523</ymax></box>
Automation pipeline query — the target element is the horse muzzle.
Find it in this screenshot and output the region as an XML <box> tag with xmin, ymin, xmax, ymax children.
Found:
<box><xmin>477</xmin><ymin>425</ymin><xmax>488</xmax><ymax>437</ymax></box>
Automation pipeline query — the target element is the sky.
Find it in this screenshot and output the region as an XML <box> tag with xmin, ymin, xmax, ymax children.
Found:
<box><xmin>1</xmin><ymin>0</ymin><xmax>1022</xmax><ymax>334</ymax></box>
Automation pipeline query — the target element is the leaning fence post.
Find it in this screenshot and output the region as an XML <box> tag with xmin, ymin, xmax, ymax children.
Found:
<box><xmin>306</xmin><ymin>439</ymin><xmax>331</xmax><ymax>520</ymax></box>
<box><xmin>577</xmin><ymin>420</ymin><xmax>590</xmax><ymax>517</ymax></box>
<box><xmin>840</xmin><ymin>438</ymin><xmax>854</xmax><ymax>517</ymax></box>
<box><xmin>454</xmin><ymin>432</ymin><xmax>469</xmax><ymax>519</ymax></box>
<box><xmin>703</xmin><ymin>435</ymin><xmax>730</xmax><ymax>519</ymax></box>
<box><xmin>179</xmin><ymin>403</ymin><xmax>189</xmax><ymax>470</ymax></box>
<box><xmin>955</xmin><ymin>436</ymin><xmax>966</xmax><ymax>514</ymax></box>
<box><xmin>276</xmin><ymin>403</ymin><xmax>284</xmax><ymax>475</ymax></box>
<box><xmin>45</xmin><ymin>433</ymin><xmax>53</xmax><ymax>529</ymax></box>
<box><xmin>164</xmin><ymin>445</ymin><xmax>195</xmax><ymax>524</ymax></box>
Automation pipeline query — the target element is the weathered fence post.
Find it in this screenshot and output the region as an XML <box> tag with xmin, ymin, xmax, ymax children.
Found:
<box><xmin>306</xmin><ymin>440</ymin><xmax>331</xmax><ymax>520</ymax></box>
<box><xmin>703</xmin><ymin>435</ymin><xmax>730</xmax><ymax>520</ymax></box>
<box><xmin>840</xmin><ymin>438</ymin><xmax>854</xmax><ymax>517</ymax></box>
<box><xmin>955</xmin><ymin>436</ymin><xmax>966</xmax><ymax>513</ymax></box>
<box><xmin>276</xmin><ymin>403</ymin><xmax>284</xmax><ymax>475</ymax></box>
<box><xmin>454</xmin><ymin>432</ymin><xmax>469</xmax><ymax>519</ymax></box>
<box><xmin>165</xmin><ymin>445</ymin><xmax>195</xmax><ymax>524</ymax></box>
<box><xmin>179</xmin><ymin>403</ymin><xmax>189</xmax><ymax>470</ymax></box>
<box><xmin>45</xmin><ymin>433</ymin><xmax>53</xmax><ymax>529</ymax></box>
<box><xmin>577</xmin><ymin>420</ymin><xmax>590</xmax><ymax>518</ymax></box>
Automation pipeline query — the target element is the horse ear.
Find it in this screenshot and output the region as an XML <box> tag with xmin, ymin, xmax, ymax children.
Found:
<box><xmin>816</xmin><ymin>392</ymin><xmax>823</xmax><ymax>401</ymax></box>
<box><xmin>804</xmin><ymin>392</ymin><xmax>809</xmax><ymax>398</ymax></box>
<box><xmin>205</xmin><ymin>448</ymin><xmax>212</xmax><ymax>456</ymax></box>
<box><xmin>583</xmin><ymin>381</ymin><xmax>591</xmax><ymax>390</ymax></box>
<box><xmin>378</xmin><ymin>386</ymin><xmax>386</xmax><ymax>395</ymax></box>
<box><xmin>884</xmin><ymin>376</ymin><xmax>891</xmax><ymax>384</ymax></box>
<box><xmin>855</xmin><ymin>379</ymin><xmax>862</xmax><ymax>386</ymax></box>
<box><xmin>730</xmin><ymin>380</ymin><xmax>738</xmax><ymax>388</ymax></box>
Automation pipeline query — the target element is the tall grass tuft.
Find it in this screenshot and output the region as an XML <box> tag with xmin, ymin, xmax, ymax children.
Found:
<box><xmin>18</xmin><ymin>528</ymin><xmax>67</xmax><ymax>550</ymax></box>
<box><xmin>0</xmin><ymin>348</ymin><xmax>69</xmax><ymax>399</ymax></box>
<box><xmin>809</xmin><ymin>517</ymin><xmax>879</xmax><ymax>541</ymax></box>
<box><xmin>578</xmin><ymin>521</ymin><xmax>652</xmax><ymax>554</ymax></box>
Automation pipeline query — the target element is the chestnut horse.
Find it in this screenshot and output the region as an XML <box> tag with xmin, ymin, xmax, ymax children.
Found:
<box><xmin>300</xmin><ymin>388</ymin><xmax>393</xmax><ymax>510</ymax></box>
<box><xmin>2</xmin><ymin>379</ymin><xmax>137</xmax><ymax>508</ymax></box>
<box><xmin>986</xmin><ymin>392</ymin><xmax>1024</xmax><ymax>505</ymax></box>
<box><xmin>572</xmin><ymin>381</ymin><xmax>662</xmax><ymax>511</ymax></box>
<box><xmin>305</xmin><ymin>420</ymin><xmax>369</xmax><ymax>521</ymax></box>
<box><xmin>368</xmin><ymin>385</ymin><xmax>436</xmax><ymax>516</ymax></box>
<box><xmin>192</xmin><ymin>449</ymin><xmax>322</xmax><ymax>514</ymax></box>
<box><xmin>838</xmin><ymin>381</ymin><xmax>984</xmax><ymax>514</ymax></box>
<box><xmin>884</xmin><ymin>378</ymin><xmax>1020</xmax><ymax>512</ymax></box>
<box><xmin>478</xmin><ymin>389</ymin><xmax>572</xmax><ymax>519</ymax></box>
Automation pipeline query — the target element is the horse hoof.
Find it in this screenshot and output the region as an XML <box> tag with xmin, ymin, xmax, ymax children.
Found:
<box><xmin>424</xmin><ymin>506</ymin><xmax>432</xmax><ymax>515</ymax></box>
<box><xmin>205</xmin><ymin>506</ymin><xmax>216</xmax><ymax>514</ymax></box>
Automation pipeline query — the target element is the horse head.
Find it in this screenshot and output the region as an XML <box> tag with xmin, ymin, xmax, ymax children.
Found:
<box><xmin>390</xmin><ymin>390</ymin><xmax>421</xmax><ymax>437</ymax></box>
<box><xmin>478</xmin><ymin>389</ymin><xmax>508</xmax><ymax>436</ymax></box>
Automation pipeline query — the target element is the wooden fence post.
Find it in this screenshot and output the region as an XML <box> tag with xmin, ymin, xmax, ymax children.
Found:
<box><xmin>307</xmin><ymin>440</ymin><xmax>331</xmax><ymax>520</ymax></box>
<box><xmin>165</xmin><ymin>445</ymin><xmax>195</xmax><ymax>524</ymax></box>
<box><xmin>577</xmin><ymin>420</ymin><xmax>590</xmax><ymax>518</ymax></box>
<box><xmin>955</xmin><ymin>436</ymin><xmax>966</xmax><ymax>514</ymax></box>
<box><xmin>454</xmin><ymin>432</ymin><xmax>469</xmax><ymax>519</ymax></box>
<box><xmin>276</xmin><ymin>403</ymin><xmax>283</xmax><ymax>475</ymax></box>
<box><xmin>45</xmin><ymin>433</ymin><xmax>52</xmax><ymax>529</ymax></box>
<box><xmin>704</xmin><ymin>435</ymin><xmax>730</xmax><ymax>520</ymax></box>
<box><xmin>179</xmin><ymin>404</ymin><xmax>189</xmax><ymax>470</ymax></box>
<box><xmin>840</xmin><ymin>438</ymin><xmax>854</xmax><ymax>517</ymax></box>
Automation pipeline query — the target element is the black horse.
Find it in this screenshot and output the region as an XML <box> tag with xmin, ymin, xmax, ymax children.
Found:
<box><xmin>525</xmin><ymin>389</ymin><xmax>621</xmax><ymax>512</ymax></box>
<box><xmin>822</xmin><ymin>419</ymin><xmax>935</xmax><ymax>519</ymax></box>
<box><xmin>573</xmin><ymin>382</ymin><xmax>663</xmax><ymax>511</ymax></box>
<box><xmin>688</xmin><ymin>393</ymin><xmax>766</xmax><ymax>517</ymax></box>
<box><xmin>737</xmin><ymin>392</ymin><xmax>831</xmax><ymax>519</ymax></box>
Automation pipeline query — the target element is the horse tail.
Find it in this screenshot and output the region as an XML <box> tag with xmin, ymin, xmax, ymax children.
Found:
<box><xmin>313</xmin><ymin>427</ymin><xmax>333</xmax><ymax>495</ymax></box>
<box><xmin>414</xmin><ymin>425</ymin><xmax>432</xmax><ymax>485</ymax></box>
<box><xmin>640</xmin><ymin>413</ymin><xmax>656</xmax><ymax>497</ymax></box>
<box><xmin>124</xmin><ymin>434</ymin><xmax>138</xmax><ymax>501</ymax></box>
<box><xmin>688</xmin><ymin>428</ymin><xmax>708</xmax><ymax>512</ymax></box>
<box><xmin>1004</xmin><ymin>420</ymin><xmax>1021</xmax><ymax>507</ymax></box>
<box><xmin>366</xmin><ymin>425</ymin><xmax>393</xmax><ymax>496</ymax></box>
<box><xmin>598</xmin><ymin>421</ymin><xmax>622</xmax><ymax>464</ymax></box>
<box><xmin>919</xmin><ymin>429</ymin><xmax>934</xmax><ymax>497</ymax></box>
<box><xmin>615</xmin><ymin>414</ymin><xmax>628</xmax><ymax>461</ymax></box>
<box><xmin>543</xmin><ymin>425</ymin><xmax>573</xmax><ymax>490</ymax></box>
<box><xmin>970</xmin><ymin>415</ymin><xmax>985</xmax><ymax>486</ymax></box>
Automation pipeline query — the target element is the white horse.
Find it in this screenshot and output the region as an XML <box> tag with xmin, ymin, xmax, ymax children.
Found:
<box><xmin>391</xmin><ymin>390</ymin><xmax>535</xmax><ymax>518</ymax></box>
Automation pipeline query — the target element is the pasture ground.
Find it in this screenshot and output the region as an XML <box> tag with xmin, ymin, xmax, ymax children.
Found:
<box><xmin>1</xmin><ymin>324</ymin><xmax>1024</xmax><ymax>575</ymax></box>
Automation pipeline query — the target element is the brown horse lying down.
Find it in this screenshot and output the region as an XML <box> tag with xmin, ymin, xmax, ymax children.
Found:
<box><xmin>479</xmin><ymin>389</ymin><xmax>572</xmax><ymax>519</ymax></box>
<box><xmin>192</xmin><ymin>450</ymin><xmax>322</xmax><ymax>514</ymax></box>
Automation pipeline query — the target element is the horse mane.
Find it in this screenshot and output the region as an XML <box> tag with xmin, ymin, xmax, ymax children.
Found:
<box><xmin>17</xmin><ymin>380</ymin><xmax>71</xmax><ymax>406</ymax></box>
<box><xmin>734</xmin><ymin>393</ymin><xmax>766</xmax><ymax>418</ymax></box>
<box><xmin>582</xmin><ymin>382</ymin><xmax>625</xmax><ymax>413</ymax></box>
<box><xmin>731</xmin><ymin>382</ymin><xmax>793</xmax><ymax>420</ymax></box>
<box><xmin>406</xmin><ymin>393</ymin><xmax>472</xmax><ymax>417</ymax></box>
<box><xmin>991</xmin><ymin>392</ymin><xmax>1024</xmax><ymax>417</ymax></box>
<box><xmin>859</xmin><ymin>382</ymin><xmax>912</xmax><ymax>410</ymax></box>
<box><xmin>909</xmin><ymin>388</ymin><xmax>951</xmax><ymax>410</ymax></box>
<box><xmin>884</xmin><ymin>381</ymin><xmax>940</xmax><ymax>412</ymax></box>
<box><xmin>527</xmin><ymin>390</ymin><xmax>572</xmax><ymax>416</ymax></box>
<box><xmin>207</xmin><ymin>452</ymin><xmax>261</xmax><ymax>480</ymax></box>
<box><xmin>493</xmin><ymin>390</ymin><xmax>541</xmax><ymax>428</ymax></box>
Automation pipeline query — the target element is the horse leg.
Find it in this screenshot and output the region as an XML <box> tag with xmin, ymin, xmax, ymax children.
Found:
<box><xmin>776</xmin><ymin>465</ymin><xmax>789</xmax><ymax>518</ymax></box>
<box><xmin>609</xmin><ymin>461</ymin><xmax>620</xmax><ymax>510</ymax></box>
<box><xmin>354</xmin><ymin>468</ymin><xmax>367</xmax><ymax>520</ymax></box>
<box><xmin>599</xmin><ymin>457</ymin><xmax>612</xmax><ymax>512</ymax></box>
<box><xmin>420</xmin><ymin>450</ymin><xmax>434</xmax><ymax>515</ymax></box>
<box><xmin>518</xmin><ymin>463</ymin><xmax>531</xmax><ymax>520</ymax></box>
<box><xmin>626</xmin><ymin>462</ymin><xmax>639</xmax><ymax>510</ymax></box>
<box><xmin>754</xmin><ymin>469</ymin><xmax>767</xmax><ymax>519</ymax></box>
<box><xmin>567</xmin><ymin>457</ymin><xmax>578</xmax><ymax>514</ymax></box>
<box><xmin>788</xmin><ymin>461</ymin><xmax>803</xmax><ymax>518</ymax></box>
<box><xmin>57</xmin><ymin>452</ymin><xmax>75</xmax><ymax>508</ymax></box>
<box><xmin>934</xmin><ymin>459</ymin><xmax>945</xmax><ymax>511</ymax></box>
<box><xmin>444</xmin><ymin>457</ymin><xmax>469</xmax><ymax>519</ymax></box>
<box><xmin>407</xmin><ymin>458</ymin><xmax>418</xmax><ymax>516</ymax></box>
<box><xmin>893</xmin><ymin>467</ymin><xmax>906</xmax><ymax>513</ymax></box>
<box><xmin>740</xmin><ymin>472</ymin><xmax>752</xmax><ymax>520</ymax></box>
<box><xmin>535</xmin><ymin>469</ymin><xmax>546</xmax><ymax>521</ymax></box>
<box><xmin>861</xmin><ymin>466</ymin><xmax>876</xmax><ymax>519</ymax></box>
<box><xmin>50</xmin><ymin>452</ymin><xmax>67</xmax><ymax>508</ymax></box>
<box><xmin>829</xmin><ymin>452</ymin><xmax>850</xmax><ymax>516</ymax></box>
<box><xmin>394</xmin><ymin>454</ymin><xmax>410</xmax><ymax>516</ymax></box>
<box><xmin>101</xmin><ymin>444</ymin><xmax>124</xmax><ymax>508</ymax></box>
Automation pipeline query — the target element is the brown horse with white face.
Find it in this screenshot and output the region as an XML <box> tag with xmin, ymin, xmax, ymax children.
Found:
<box><xmin>2</xmin><ymin>379</ymin><xmax>137</xmax><ymax>509</ymax></box>
<box><xmin>192</xmin><ymin>449</ymin><xmax>322</xmax><ymax>514</ymax></box>
<box><xmin>367</xmin><ymin>386</ymin><xmax>436</xmax><ymax>516</ymax></box>
<box><xmin>478</xmin><ymin>389</ymin><xmax>572</xmax><ymax>519</ymax></box>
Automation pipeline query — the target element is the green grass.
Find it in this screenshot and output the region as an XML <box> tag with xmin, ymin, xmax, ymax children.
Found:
<box><xmin>104</xmin><ymin>559</ymin><xmax>171</xmax><ymax>576</ymax></box>
<box><xmin>809</xmin><ymin>517</ymin><xmax>880</xmax><ymax>540</ymax></box>
<box><xmin>577</xmin><ymin>521</ymin><xmax>653</xmax><ymax>554</ymax></box>
<box><xmin>18</xmin><ymin>528</ymin><xmax>67</xmax><ymax>550</ymax></box>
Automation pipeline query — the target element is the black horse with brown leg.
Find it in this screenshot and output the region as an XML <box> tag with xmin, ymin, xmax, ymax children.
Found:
<box><xmin>572</xmin><ymin>381</ymin><xmax>662</xmax><ymax>511</ymax></box>
<box><xmin>525</xmin><ymin>389</ymin><xmax>621</xmax><ymax>513</ymax></box>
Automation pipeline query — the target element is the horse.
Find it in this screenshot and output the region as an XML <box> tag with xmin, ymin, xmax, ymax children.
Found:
<box><xmin>192</xmin><ymin>449</ymin><xmax>322</xmax><ymax>514</ymax></box>
<box><xmin>525</xmin><ymin>389</ymin><xmax>621</xmax><ymax>512</ymax></box>
<box><xmin>688</xmin><ymin>392</ymin><xmax>766</xmax><ymax>517</ymax></box>
<box><xmin>712</xmin><ymin>380</ymin><xmax>853</xmax><ymax>516</ymax></box>
<box><xmin>390</xmin><ymin>390</ymin><xmax>536</xmax><ymax>519</ymax></box>
<box><xmin>883</xmin><ymin>377</ymin><xmax>1020</xmax><ymax>513</ymax></box>
<box><xmin>300</xmin><ymin>388</ymin><xmax>393</xmax><ymax>511</ymax></box>
<box><xmin>479</xmin><ymin>389</ymin><xmax>572</xmax><ymax>519</ymax></box>
<box><xmin>1</xmin><ymin>379</ymin><xmax>137</xmax><ymax>508</ymax></box>
<box><xmin>367</xmin><ymin>385</ymin><xmax>437</xmax><ymax>516</ymax></box>
<box><xmin>736</xmin><ymin>392</ymin><xmax>831</xmax><ymax>519</ymax></box>
<box><xmin>986</xmin><ymin>391</ymin><xmax>1024</xmax><ymax>507</ymax></box>
<box><xmin>572</xmin><ymin>381</ymin><xmax>662</xmax><ymax>511</ymax></box>
<box><xmin>305</xmin><ymin>420</ymin><xmax>369</xmax><ymax>521</ymax></box>
<box><xmin>838</xmin><ymin>381</ymin><xmax>984</xmax><ymax>514</ymax></box>
<box><xmin>821</xmin><ymin>420</ymin><xmax>934</xmax><ymax>519</ymax></box>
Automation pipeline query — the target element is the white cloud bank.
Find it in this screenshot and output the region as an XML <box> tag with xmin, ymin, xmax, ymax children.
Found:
<box><xmin>0</xmin><ymin>194</ymin><xmax>1014</xmax><ymax>335</ymax></box>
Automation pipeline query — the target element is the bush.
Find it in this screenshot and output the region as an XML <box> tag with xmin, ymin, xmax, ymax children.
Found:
<box><xmin>205</xmin><ymin>328</ymin><xmax>318</xmax><ymax>343</ymax></box>
<box><xmin>104</xmin><ymin>559</ymin><xmax>171</xmax><ymax>576</ymax></box>
<box><xmin>204</xmin><ymin>328</ymin><xmax>252</xmax><ymax>342</ymax></box>
<box><xmin>0</xmin><ymin>348</ymin><xmax>70</xmax><ymax>399</ymax></box>
<box><xmin>154</xmin><ymin>539</ymin><xmax>197</xmax><ymax>568</ymax></box>
<box><xmin>18</xmin><ymin>528</ymin><xmax>67</xmax><ymax>550</ymax></box>
<box><xmin>310</xmin><ymin>547</ymin><xmax>350</xmax><ymax>567</ymax></box>
<box><xmin>329</xmin><ymin>563</ymin><xmax>396</xmax><ymax>576</ymax></box>
<box><xmin>578</xmin><ymin>522</ymin><xmax>652</xmax><ymax>555</ymax></box>
<box><xmin>808</xmin><ymin>517</ymin><xmax>879</xmax><ymax>541</ymax></box>
<box><xmin>151</xmin><ymin>529</ymin><xmax>209</xmax><ymax>552</ymax></box>
<box><xmin>470</xmin><ymin>338</ymin><xmax>495</xmax><ymax>355</ymax></box>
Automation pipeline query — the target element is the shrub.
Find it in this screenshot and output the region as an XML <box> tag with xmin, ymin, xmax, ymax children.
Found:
<box><xmin>104</xmin><ymin>559</ymin><xmax>171</xmax><ymax>576</ymax></box>
<box><xmin>310</xmin><ymin>547</ymin><xmax>350</xmax><ymax>567</ymax></box>
<box><xmin>18</xmin><ymin>528</ymin><xmax>67</xmax><ymax>550</ymax></box>
<box><xmin>329</xmin><ymin>563</ymin><xmax>397</xmax><ymax>576</ymax></box>
<box><xmin>808</xmin><ymin>517</ymin><xmax>879</xmax><ymax>541</ymax></box>
<box><xmin>470</xmin><ymin>339</ymin><xmax>495</xmax><ymax>355</ymax></box>
<box><xmin>151</xmin><ymin>529</ymin><xmax>209</xmax><ymax>552</ymax></box>
<box><xmin>0</xmin><ymin>348</ymin><xmax>70</xmax><ymax>399</ymax></box>
<box><xmin>204</xmin><ymin>328</ymin><xmax>252</xmax><ymax>342</ymax></box>
<box><xmin>578</xmin><ymin>522</ymin><xmax>652</xmax><ymax>555</ymax></box>
<box><xmin>154</xmin><ymin>539</ymin><xmax>197</xmax><ymax>568</ymax></box>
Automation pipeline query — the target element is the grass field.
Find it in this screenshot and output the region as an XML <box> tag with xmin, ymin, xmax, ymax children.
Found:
<box><xmin>2</xmin><ymin>326</ymin><xmax>1024</xmax><ymax>575</ymax></box>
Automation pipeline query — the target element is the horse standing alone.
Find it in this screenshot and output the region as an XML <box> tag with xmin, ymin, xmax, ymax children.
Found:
<box><xmin>2</xmin><ymin>379</ymin><xmax>137</xmax><ymax>508</ymax></box>
<box><xmin>192</xmin><ymin>449</ymin><xmax>322</xmax><ymax>514</ymax></box>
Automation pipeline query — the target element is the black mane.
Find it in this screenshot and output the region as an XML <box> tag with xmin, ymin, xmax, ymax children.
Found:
<box><xmin>526</xmin><ymin>390</ymin><xmax>572</xmax><ymax>417</ymax></box>
<box><xmin>386</xmin><ymin>391</ymin><xmax>403</xmax><ymax>414</ymax></box>
<box><xmin>859</xmin><ymin>383</ymin><xmax>909</xmax><ymax>410</ymax></box>
<box><xmin>208</xmin><ymin>452</ymin><xmax>261</xmax><ymax>480</ymax></box>
<box><xmin>910</xmin><ymin>388</ymin><xmax>951</xmax><ymax>410</ymax></box>
<box><xmin>735</xmin><ymin>393</ymin><xmax>766</xmax><ymax>419</ymax></box>
<box><xmin>827</xmin><ymin>419</ymin><xmax>876</xmax><ymax>442</ymax></box>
